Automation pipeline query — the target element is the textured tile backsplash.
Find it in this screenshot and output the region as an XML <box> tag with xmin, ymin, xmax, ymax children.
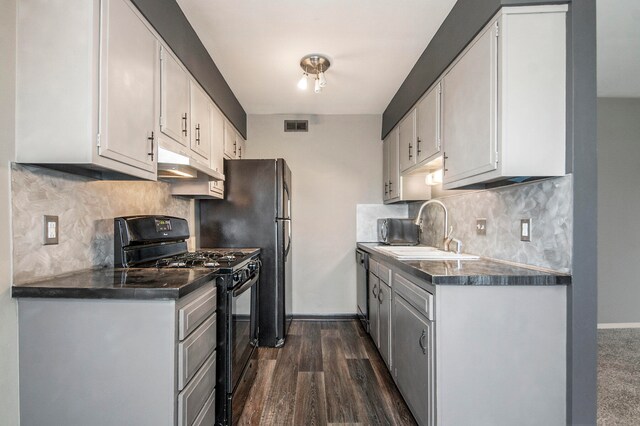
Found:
<box><xmin>409</xmin><ymin>176</ymin><xmax>572</xmax><ymax>272</ymax></box>
<box><xmin>11</xmin><ymin>164</ymin><xmax>195</xmax><ymax>283</ymax></box>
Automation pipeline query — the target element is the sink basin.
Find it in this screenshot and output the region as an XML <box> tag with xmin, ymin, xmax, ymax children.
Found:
<box><xmin>373</xmin><ymin>245</ymin><xmax>479</xmax><ymax>260</ymax></box>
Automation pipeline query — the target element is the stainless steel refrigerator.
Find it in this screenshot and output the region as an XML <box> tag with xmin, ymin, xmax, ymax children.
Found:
<box><xmin>199</xmin><ymin>159</ymin><xmax>293</xmax><ymax>347</ymax></box>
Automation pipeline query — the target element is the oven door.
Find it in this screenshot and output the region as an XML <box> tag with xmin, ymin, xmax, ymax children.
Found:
<box><xmin>229</xmin><ymin>271</ymin><xmax>259</xmax><ymax>393</ymax></box>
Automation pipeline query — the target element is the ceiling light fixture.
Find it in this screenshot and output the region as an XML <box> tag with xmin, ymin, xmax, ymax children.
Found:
<box><xmin>298</xmin><ymin>54</ymin><xmax>330</xmax><ymax>93</ymax></box>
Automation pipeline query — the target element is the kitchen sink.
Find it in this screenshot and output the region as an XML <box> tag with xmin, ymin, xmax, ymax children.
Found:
<box><xmin>373</xmin><ymin>245</ymin><xmax>479</xmax><ymax>260</ymax></box>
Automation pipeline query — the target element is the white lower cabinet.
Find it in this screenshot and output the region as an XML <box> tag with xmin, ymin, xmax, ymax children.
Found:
<box><xmin>17</xmin><ymin>283</ymin><xmax>217</xmax><ymax>426</ymax></box>
<box><xmin>365</xmin><ymin>255</ymin><xmax>567</xmax><ymax>426</ymax></box>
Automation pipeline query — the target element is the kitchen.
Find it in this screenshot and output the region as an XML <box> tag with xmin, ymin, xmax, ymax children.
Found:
<box><xmin>0</xmin><ymin>0</ymin><xmax>603</xmax><ymax>425</ymax></box>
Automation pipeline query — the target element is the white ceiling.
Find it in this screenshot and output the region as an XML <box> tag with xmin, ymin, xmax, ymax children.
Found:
<box><xmin>597</xmin><ymin>0</ymin><xmax>640</xmax><ymax>97</ymax></box>
<box><xmin>176</xmin><ymin>0</ymin><xmax>457</xmax><ymax>114</ymax></box>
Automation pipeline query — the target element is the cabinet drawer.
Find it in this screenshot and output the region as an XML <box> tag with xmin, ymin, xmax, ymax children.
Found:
<box><xmin>178</xmin><ymin>352</ymin><xmax>216</xmax><ymax>426</ymax></box>
<box><xmin>192</xmin><ymin>388</ymin><xmax>215</xmax><ymax>426</ymax></box>
<box><xmin>178</xmin><ymin>285</ymin><xmax>216</xmax><ymax>340</ymax></box>
<box><xmin>368</xmin><ymin>258</ymin><xmax>378</xmax><ymax>277</ymax></box>
<box><xmin>178</xmin><ymin>313</ymin><xmax>216</xmax><ymax>390</ymax></box>
<box><xmin>394</xmin><ymin>273</ymin><xmax>434</xmax><ymax>321</ymax></box>
<box><xmin>378</xmin><ymin>263</ymin><xmax>391</xmax><ymax>285</ymax></box>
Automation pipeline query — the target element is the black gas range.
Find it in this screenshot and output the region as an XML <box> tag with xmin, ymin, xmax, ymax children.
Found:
<box><xmin>114</xmin><ymin>215</ymin><xmax>260</xmax><ymax>426</ymax></box>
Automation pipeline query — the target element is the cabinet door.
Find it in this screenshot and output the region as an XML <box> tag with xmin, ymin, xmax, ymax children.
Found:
<box><xmin>99</xmin><ymin>0</ymin><xmax>158</xmax><ymax>173</ymax></box>
<box><xmin>387</xmin><ymin>129</ymin><xmax>400</xmax><ymax>201</ymax></box>
<box><xmin>237</xmin><ymin>135</ymin><xmax>246</xmax><ymax>159</ymax></box>
<box><xmin>160</xmin><ymin>47</ymin><xmax>189</xmax><ymax>147</ymax></box>
<box><xmin>209</xmin><ymin>108</ymin><xmax>225</xmax><ymax>196</ymax></box>
<box><xmin>416</xmin><ymin>82</ymin><xmax>441</xmax><ymax>164</ymax></box>
<box><xmin>189</xmin><ymin>81</ymin><xmax>211</xmax><ymax>161</ymax></box>
<box><xmin>393</xmin><ymin>294</ymin><xmax>433</xmax><ymax>426</ymax></box>
<box><xmin>442</xmin><ymin>23</ymin><xmax>498</xmax><ymax>184</ymax></box>
<box><xmin>382</xmin><ymin>135</ymin><xmax>390</xmax><ymax>200</ymax></box>
<box><xmin>368</xmin><ymin>272</ymin><xmax>380</xmax><ymax>347</ymax></box>
<box><xmin>223</xmin><ymin>122</ymin><xmax>237</xmax><ymax>158</ymax></box>
<box><xmin>378</xmin><ymin>282</ymin><xmax>392</xmax><ymax>369</ymax></box>
<box><xmin>398</xmin><ymin>110</ymin><xmax>417</xmax><ymax>172</ymax></box>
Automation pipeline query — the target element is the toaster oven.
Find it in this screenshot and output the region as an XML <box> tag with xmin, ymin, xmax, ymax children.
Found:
<box><xmin>377</xmin><ymin>218</ymin><xmax>420</xmax><ymax>245</ymax></box>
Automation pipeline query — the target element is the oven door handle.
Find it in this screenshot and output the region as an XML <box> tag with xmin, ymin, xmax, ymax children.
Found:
<box><xmin>232</xmin><ymin>273</ymin><xmax>259</xmax><ymax>297</ymax></box>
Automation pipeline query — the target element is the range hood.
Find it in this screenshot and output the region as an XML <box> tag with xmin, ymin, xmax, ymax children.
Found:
<box><xmin>157</xmin><ymin>146</ymin><xmax>224</xmax><ymax>181</ymax></box>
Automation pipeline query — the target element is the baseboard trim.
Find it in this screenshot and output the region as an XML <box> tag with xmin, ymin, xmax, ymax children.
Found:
<box><xmin>292</xmin><ymin>314</ymin><xmax>359</xmax><ymax>321</ymax></box>
<box><xmin>597</xmin><ymin>322</ymin><xmax>640</xmax><ymax>329</ymax></box>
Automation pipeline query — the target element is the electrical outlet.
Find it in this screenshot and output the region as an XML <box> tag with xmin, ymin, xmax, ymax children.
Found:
<box><xmin>476</xmin><ymin>218</ymin><xmax>487</xmax><ymax>236</ymax></box>
<box><xmin>520</xmin><ymin>219</ymin><xmax>532</xmax><ymax>242</ymax></box>
<box><xmin>44</xmin><ymin>215</ymin><xmax>59</xmax><ymax>245</ymax></box>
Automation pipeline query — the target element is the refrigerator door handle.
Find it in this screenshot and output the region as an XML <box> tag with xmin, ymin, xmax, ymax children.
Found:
<box><xmin>285</xmin><ymin>219</ymin><xmax>292</xmax><ymax>257</ymax></box>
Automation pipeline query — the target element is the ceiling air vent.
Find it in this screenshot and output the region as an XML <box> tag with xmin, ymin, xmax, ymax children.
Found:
<box><xmin>284</xmin><ymin>120</ymin><xmax>308</xmax><ymax>132</ymax></box>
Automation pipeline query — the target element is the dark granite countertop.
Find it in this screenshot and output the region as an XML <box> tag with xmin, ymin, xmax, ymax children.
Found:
<box><xmin>357</xmin><ymin>243</ymin><xmax>571</xmax><ymax>286</ymax></box>
<box><xmin>11</xmin><ymin>267</ymin><xmax>218</xmax><ymax>300</ymax></box>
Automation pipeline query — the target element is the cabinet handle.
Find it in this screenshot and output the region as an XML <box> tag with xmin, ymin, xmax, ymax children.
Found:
<box><xmin>233</xmin><ymin>140</ymin><xmax>237</xmax><ymax>155</ymax></box>
<box><xmin>389</xmin><ymin>181</ymin><xmax>393</xmax><ymax>193</ymax></box>
<box><xmin>378</xmin><ymin>288</ymin><xmax>383</xmax><ymax>303</ymax></box>
<box><xmin>238</xmin><ymin>146</ymin><xmax>242</xmax><ymax>158</ymax></box>
<box><xmin>417</xmin><ymin>137</ymin><xmax>422</xmax><ymax>155</ymax></box>
<box><xmin>182</xmin><ymin>113</ymin><xmax>188</xmax><ymax>136</ymax></box>
<box><xmin>147</xmin><ymin>131</ymin><xmax>155</xmax><ymax>161</ymax></box>
<box><xmin>195</xmin><ymin>124</ymin><xmax>201</xmax><ymax>145</ymax></box>
<box><xmin>372</xmin><ymin>283</ymin><xmax>378</xmax><ymax>298</ymax></box>
<box><xmin>384</xmin><ymin>182</ymin><xmax>388</xmax><ymax>195</ymax></box>
<box><xmin>419</xmin><ymin>329</ymin><xmax>427</xmax><ymax>355</ymax></box>
<box><xmin>408</xmin><ymin>143</ymin><xmax>413</xmax><ymax>160</ymax></box>
<box><xmin>443</xmin><ymin>152</ymin><xmax>448</xmax><ymax>174</ymax></box>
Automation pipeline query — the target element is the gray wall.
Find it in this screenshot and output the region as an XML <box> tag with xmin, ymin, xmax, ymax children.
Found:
<box><xmin>247</xmin><ymin>114</ymin><xmax>382</xmax><ymax>314</ymax></box>
<box><xmin>0</xmin><ymin>0</ymin><xmax>20</xmax><ymax>423</ymax></box>
<box><xmin>597</xmin><ymin>98</ymin><xmax>640</xmax><ymax>324</ymax></box>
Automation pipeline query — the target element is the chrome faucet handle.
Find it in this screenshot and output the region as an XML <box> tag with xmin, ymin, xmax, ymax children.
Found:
<box><xmin>444</xmin><ymin>226</ymin><xmax>454</xmax><ymax>251</ymax></box>
<box><xmin>449</xmin><ymin>238</ymin><xmax>463</xmax><ymax>254</ymax></box>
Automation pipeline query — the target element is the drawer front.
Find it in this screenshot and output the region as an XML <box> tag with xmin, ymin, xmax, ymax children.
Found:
<box><xmin>178</xmin><ymin>285</ymin><xmax>216</xmax><ymax>340</ymax></box>
<box><xmin>178</xmin><ymin>352</ymin><xmax>216</xmax><ymax>426</ymax></box>
<box><xmin>368</xmin><ymin>258</ymin><xmax>379</xmax><ymax>277</ymax></box>
<box><xmin>378</xmin><ymin>263</ymin><xmax>391</xmax><ymax>285</ymax></box>
<box><xmin>394</xmin><ymin>273</ymin><xmax>434</xmax><ymax>321</ymax></box>
<box><xmin>178</xmin><ymin>313</ymin><xmax>217</xmax><ymax>390</ymax></box>
<box><xmin>192</xmin><ymin>389</ymin><xmax>215</xmax><ymax>426</ymax></box>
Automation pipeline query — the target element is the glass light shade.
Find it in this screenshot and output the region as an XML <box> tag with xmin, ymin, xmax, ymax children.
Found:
<box><xmin>297</xmin><ymin>73</ymin><xmax>308</xmax><ymax>90</ymax></box>
<box><xmin>318</xmin><ymin>71</ymin><xmax>327</xmax><ymax>87</ymax></box>
<box><xmin>314</xmin><ymin>77</ymin><xmax>321</xmax><ymax>93</ymax></box>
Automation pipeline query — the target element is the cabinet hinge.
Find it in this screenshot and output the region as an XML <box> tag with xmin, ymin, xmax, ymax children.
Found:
<box><xmin>495</xmin><ymin>22</ymin><xmax>499</xmax><ymax>37</ymax></box>
<box><xmin>438</xmin><ymin>84</ymin><xmax>442</xmax><ymax>94</ymax></box>
<box><xmin>96</xmin><ymin>133</ymin><xmax>101</xmax><ymax>148</ymax></box>
<box><xmin>160</xmin><ymin>48</ymin><xmax>164</xmax><ymax>61</ymax></box>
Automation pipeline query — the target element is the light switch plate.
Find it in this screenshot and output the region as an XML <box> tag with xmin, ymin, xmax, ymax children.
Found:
<box><xmin>476</xmin><ymin>218</ymin><xmax>487</xmax><ymax>236</ymax></box>
<box><xmin>44</xmin><ymin>215</ymin><xmax>59</xmax><ymax>245</ymax></box>
<box><xmin>520</xmin><ymin>219</ymin><xmax>532</xmax><ymax>242</ymax></box>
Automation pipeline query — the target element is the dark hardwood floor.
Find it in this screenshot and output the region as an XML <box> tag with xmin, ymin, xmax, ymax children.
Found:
<box><xmin>238</xmin><ymin>320</ymin><xmax>417</xmax><ymax>425</ymax></box>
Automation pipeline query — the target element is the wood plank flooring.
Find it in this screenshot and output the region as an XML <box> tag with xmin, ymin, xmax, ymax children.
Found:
<box><xmin>238</xmin><ymin>320</ymin><xmax>416</xmax><ymax>426</ymax></box>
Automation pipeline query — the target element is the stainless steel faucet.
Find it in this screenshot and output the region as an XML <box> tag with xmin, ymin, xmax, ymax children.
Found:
<box><xmin>414</xmin><ymin>199</ymin><xmax>449</xmax><ymax>249</ymax></box>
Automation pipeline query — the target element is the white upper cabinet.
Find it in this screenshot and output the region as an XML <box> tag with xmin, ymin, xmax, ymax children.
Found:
<box><xmin>442</xmin><ymin>6</ymin><xmax>567</xmax><ymax>189</ymax></box>
<box><xmin>209</xmin><ymin>108</ymin><xmax>225</xmax><ymax>197</ymax></box>
<box><xmin>189</xmin><ymin>81</ymin><xmax>211</xmax><ymax>161</ymax></box>
<box><xmin>98</xmin><ymin>0</ymin><xmax>159</xmax><ymax>174</ymax></box>
<box><xmin>160</xmin><ymin>47</ymin><xmax>190</xmax><ymax>147</ymax></box>
<box><xmin>442</xmin><ymin>22</ymin><xmax>498</xmax><ymax>185</ymax></box>
<box><xmin>223</xmin><ymin>122</ymin><xmax>237</xmax><ymax>158</ymax></box>
<box><xmin>398</xmin><ymin>110</ymin><xmax>417</xmax><ymax>172</ymax></box>
<box><xmin>16</xmin><ymin>0</ymin><xmax>159</xmax><ymax>180</ymax></box>
<box><xmin>416</xmin><ymin>82</ymin><xmax>441</xmax><ymax>165</ymax></box>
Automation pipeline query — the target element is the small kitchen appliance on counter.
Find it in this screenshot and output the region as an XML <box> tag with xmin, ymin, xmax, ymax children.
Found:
<box><xmin>377</xmin><ymin>218</ymin><xmax>420</xmax><ymax>245</ymax></box>
<box><xmin>114</xmin><ymin>215</ymin><xmax>260</xmax><ymax>426</ymax></box>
